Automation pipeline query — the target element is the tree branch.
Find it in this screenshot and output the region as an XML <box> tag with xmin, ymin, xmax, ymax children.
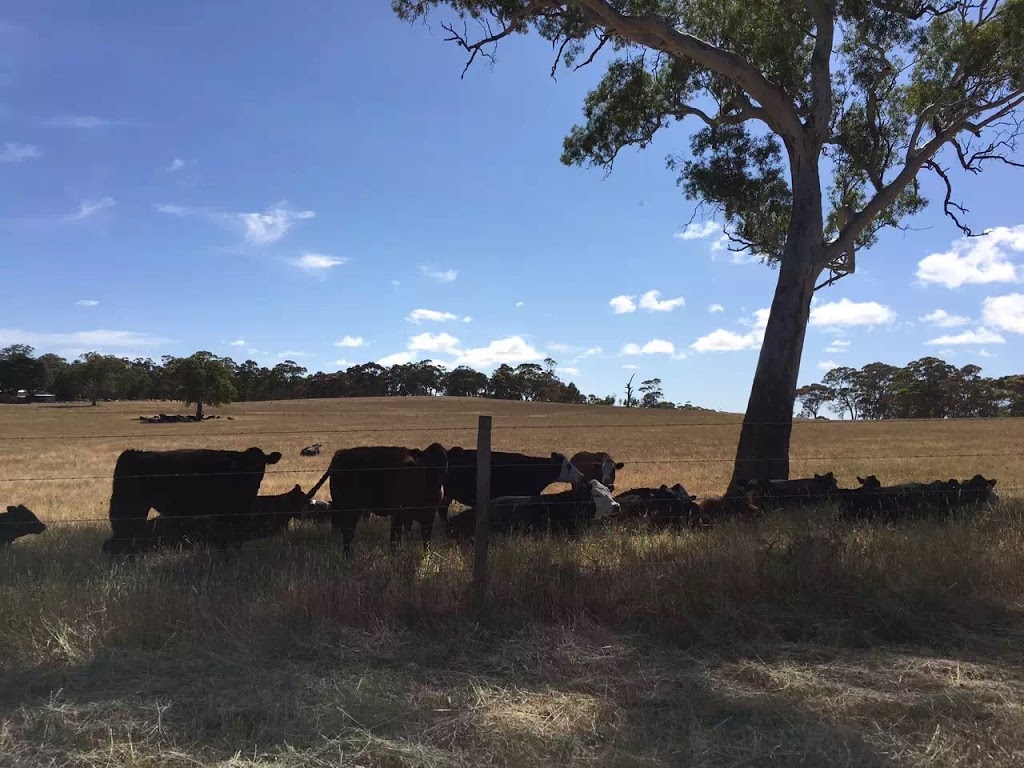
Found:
<box><xmin>572</xmin><ymin>0</ymin><xmax>805</xmax><ymax>140</ymax></box>
<box><xmin>572</xmin><ymin>31</ymin><xmax>609</xmax><ymax>72</ymax></box>
<box><xmin>804</xmin><ymin>0</ymin><xmax>835</xmax><ymax>140</ymax></box>
<box><xmin>924</xmin><ymin>159</ymin><xmax>974</xmax><ymax>235</ymax></box>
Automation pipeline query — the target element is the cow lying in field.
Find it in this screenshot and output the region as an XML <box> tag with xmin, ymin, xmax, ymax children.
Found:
<box><xmin>838</xmin><ymin>474</ymin><xmax>998</xmax><ymax>521</ymax></box>
<box><xmin>446</xmin><ymin>479</ymin><xmax>620</xmax><ymax>540</ymax></box>
<box><xmin>746</xmin><ymin>472</ymin><xmax>839</xmax><ymax>510</ymax></box>
<box><xmin>300</xmin><ymin>444</ymin><xmax>323</xmax><ymax>457</ymax></box>
<box><xmin>609</xmin><ymin>485</ymin><xmax>707</xmax><ymax>529</ymax></box>
<box><xmin>102</xmin><ymin>446</ymin><xmax>283</xmax><ymax>555</ymax></box>
<box><xmin>0</xmin><ymin>505</ymin><xmax>46</xmax><ymax>546</ymax></box>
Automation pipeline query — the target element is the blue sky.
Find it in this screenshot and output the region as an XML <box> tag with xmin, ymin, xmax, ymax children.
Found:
<box><xmin>1</xmin><ymin>2</ymin><xmax>1023</xmax><ymax>412</ymax></box>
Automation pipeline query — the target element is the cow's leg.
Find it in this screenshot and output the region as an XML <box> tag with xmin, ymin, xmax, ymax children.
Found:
<box><xmin>416</xmin><ymin>507</ymin><xmax>434</xmax><ymax>550</ymax></box>
<box><xmin>389</xmin><ymin>512</ymin><xmax>405</xmax><ymax>549</ymax></box>
<box><xmin>331</xmin><ymin>508</ymin><xmax>360</xmax><ymax>557</ymax></box>
<box><xmin>436</xmin><ymin>495</ymin><xmax>452</xmax><ymax>528</ymax></box>
<box><xmin>107</xmin><ymin>491</ymin><xmax>152</xmax><ymax>556</ymax></box>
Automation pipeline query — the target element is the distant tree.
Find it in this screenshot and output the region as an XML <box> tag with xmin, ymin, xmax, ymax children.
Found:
<box><xmin>444</xmin><ymin>366</ymin><xmax>489</xmax><ymax>397</ymax></box>
<box><xmin>794</xmin><ymin>383</ymin><xmax>833</xmax><ymax>418</ymax></box>
<box><xmin>77</xmin><ymin>352</ymin><xmax>126</xmax><ymax>406</ymax></box>
<box><xmin>0</xmin><ymin>345</ymin><xmax>45</xmax><ymax>394</ymax></box>
<box><xmin>821</xmin><ymin>366</ymin><xmax>861</xmax><ymax>420</ymax></box>
<box><xmin>166</xmin><ymin>351</ymin><xmax>236</xmax><ymax>418</ymax></box>
<box><xmin>588</xmin><ymin>394</ymin><xmax>617</xmax><ymax>406</ymax></box>
<box><xmin>623</xmin><ymin>374</ymin><xmax>637</xmax><ymax>408</ymax></box>
<box><xmin>489</xmin><ymin>364</ymin><xmax>523</xmax><ymax>400</ymax></box>
<box><xmin>639</xmin><ymin>378</ymin><xmax>664</xmax><ymax>408</ymax></box>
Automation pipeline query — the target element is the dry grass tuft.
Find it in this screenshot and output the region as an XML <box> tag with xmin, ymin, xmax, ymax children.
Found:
<box><xmin>2</xmin><ymin>398</ymin><xmax>1024</xmax><ymax>766</ymax></box>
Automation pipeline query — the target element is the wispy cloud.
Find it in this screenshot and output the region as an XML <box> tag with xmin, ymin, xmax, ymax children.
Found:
<box><xmin>708</xmin><ymin>303</ymin><xmax>725</xmax><ymax>313</ymax></box>
<box><xmin>810</xmin><ymin>299</ymin><xmax>895</xmax><ymax>328</ymax></box>
<box><xmin>0</xmin><ymin>328</ymin><xmax>170</xmax><ymax>350</ymax></box>
<box><xmin>290</xmin><ymin>253</ymin><xmax>347</xmax><ymax>272</ymax></box>
<box><xmin>420</xmin><ymin>265</ymin><xmax>458</xmax><ymax>283</ymax></box>
<box><xmin>75</xmin><ymin>299</ymin><xmax>99</xmax><ymax>308</ymax></box>
<box><xmin>674</xmin><ymin>220</ymin><xmax>720</xmax><ymax>240</ymax></box>
<box><xmin>825</xmin><ymin>338</ymin><xmax>850</xmax><ymax>354</ymax></box>
<box><xmin>925</xmin><ymin>327</ymin><xmax>1005</xmax><ymax>345</ymax></box>
<box><xmin>817</xmin><ymin>359</ymin><xmax>839</xmax><ymax>371</ymax></box>
<box><xmin>0</xmin><ymin>142</ymin><xmax>40</xmax><ymax>163</ymax></box>
<box><xmin>275</xmin><ymin>351</ymin><xmax>309</xmax><ymax>360</ymax></box>
<box><xmin>68</xmin><ymin>197</ymin><xmax>115</xmax><ymax>221</ymax></box>
<box><xmin>334</xmin><ymin>335</ymin><xmax>366</xmax><ymax>348</ymax></box>
<box><xmin>920</xmin><ymin>309</ymin><xmax>970</xmax><ymax>328</ymax></box>
<box><xmin>166</xmin><ymin>157</ymin><xmax>185</xmax><ymax>172</ymax></box>
<box><xmin>157</xmin><ymin>201</ymin><xmax>315</xmax><ymax>246</ymax></box>
<box><xmin>406</xmin><ymin>308</ymin><xmax>458</xmax><ymax>324</ymax></box>
<box><xmin>46</xmin><ymin>115</ymin><xmax>124</xmax><ymax>129</ymax></box>
<box><xmin>229</xmin><ymin>339</ymin><xmax>246</xmax><ymax>347</ymax></box>
<box><xmin>638</xmin><ymin>290</ymin><xmax>685</xmax><ymax>312</ymax></box>
<box><xmin>515</xmin><ymin>301</ymin><xmax>525</xmax><ymax>308</ymax></box>
<box><xmin>620</xmin><ymin>339</ymin><xmax>676</xmax><ymax>356</ymax></box>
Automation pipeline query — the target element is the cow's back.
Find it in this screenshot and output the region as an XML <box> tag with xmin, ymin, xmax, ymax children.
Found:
<box><xmin>444</xmin><ymin>449</ymin><xmax>560</xmax><ymax>505</ymax></box>
<box><xmin>329</xmin><ymin>446</ymin><xmax>439</xmax><ymax>513</ymax></box>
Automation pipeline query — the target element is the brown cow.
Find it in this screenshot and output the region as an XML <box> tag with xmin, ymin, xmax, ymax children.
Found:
<box><xmin>569</xmin><ymin>451</ymin><xmax>625</xmax><ymax>491</ymax></box>
<box><xmin>321</xmin><ymin>443</ymin><xmax>448</xmax><ymax>555</ymax></box>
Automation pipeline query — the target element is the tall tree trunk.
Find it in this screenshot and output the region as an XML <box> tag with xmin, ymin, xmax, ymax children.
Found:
<box><xmin>730</xmin><ymin>244</ymin><xmax>822</xmax><ymax>485</ymax></box>
<box><xmin>195</xmin><ymin>400</ymin><xmax>204</xmax><ymax>420</ymax></box>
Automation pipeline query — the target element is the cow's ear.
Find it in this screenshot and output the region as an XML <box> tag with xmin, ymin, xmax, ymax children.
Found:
<box><xmin>615</xmin><ymin>462</ymin><xmax>625</xmax><ymax>470</ymax></box>
<box><xmin>266</xmin><ymin>452</ymin><xmax>283</xmax><ymax>465</ymax></box>
<box><xmin>989</xmin><ymin>478</ymin><xmax>998</xmax><ymax>488</ymax></box>
<box><xmin>551</xmin><ymin>452</ymin><xmax>563</xmax><ymax>461</ymax></box>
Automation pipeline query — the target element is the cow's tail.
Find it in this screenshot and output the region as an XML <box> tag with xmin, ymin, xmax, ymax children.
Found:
<box><xmin>305</xmin><ymin>468</ymin><xmax>331</xmax><ymax>503</ymax></box>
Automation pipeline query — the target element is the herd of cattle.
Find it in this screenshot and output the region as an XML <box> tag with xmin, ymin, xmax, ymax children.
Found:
<box><xmin>0</xmin><ymin>443</ymin><xmax>1002</xmax><ymax>555</ymax></box>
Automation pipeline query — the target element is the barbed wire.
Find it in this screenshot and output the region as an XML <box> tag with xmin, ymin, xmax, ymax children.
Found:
<box><xmin>0</xmin><ymin>450</ymin><xmax>1020</xmax><ymax>485</ymax></box>
<box><xmin>2</xmin><ymin>414</ymin><xmax>1022</xmax><ymax>441</ymax></box>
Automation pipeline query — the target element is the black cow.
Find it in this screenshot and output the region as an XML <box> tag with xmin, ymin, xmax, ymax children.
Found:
<box><xmin>438</xmin><ymin>449</ymin><xmax>584</xmax><ymax>525</ymax></box>
<box><xmin>611</xmin><ymin>484</ymin><xmax>706</xmax><ymax>528</ymax></box>
<box><xmin>102</xmin><ymin>446</ymin><xmax>283</xmax><ymax>555</ymax></box>
<box><xmin>750</xmin><ymin>472</ymin><xmax>839</xmax><ymax>510</ymax></box>
<box><xmin>0</xmin><ymin>505</ymin><xmax>47</xmax><ymax>546</ymax></box>
<box><xmin>446</xmin><ymin>479</ymin><xmax>619</xmax><ymax>540</ymax></box>
<box><xmin>839</xmin><ymin>474</ymin><xmax>998</xmax><ymax>522</ymax></box>
<box><xmin>320</xmin><ymin>443</ymin><xmax>448</xmax><ymax>555</ymax></box>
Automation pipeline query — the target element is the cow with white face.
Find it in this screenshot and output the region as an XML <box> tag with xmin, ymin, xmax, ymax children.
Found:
<box><xmin>570</xmin><ymin>451</ymin><xmax>625</xmax><ymax>492</ymax></box>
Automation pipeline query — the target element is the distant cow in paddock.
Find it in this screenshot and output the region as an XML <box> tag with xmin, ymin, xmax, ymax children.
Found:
<box><xmin>446</xmin><ymin>479</ymin><xmax>619</xmax><ymax>540</ymax></box>
<box><xmin>569</xmin><ymin>451</ymin><xmax>625</xmax><ymax>491</ymax></box>
<box><xmin>319</xmin><ymin>443</ymin><xmax>448</xmax><ymax>555</ymax></box>
<box><xmin>0</xmin><ymin>505</ymin><xmax>47</xmax><ymax>546</ymax></box>
<box><xmin>839</xmin><ymin>474</ymin><xmax>998</xmax><ymax>522</ymax></box>
<box><xmin>300</xmin><ymin>444</ymin><xmax>323</xmax><ymax>457</ymax></box>
<box><xmin>611</xmin><ymin>485</ymin><xmax>706</xmax><ymax>528</ymax></box>
<box><xmin>102</xmin><ymin>446</ymin><xmax>283</xmax><ymax>556</ymax></box>
<box><xmin>437</xmin><ymin>449</ymin><xmax>584</xmax><ymax>525</ymax></box>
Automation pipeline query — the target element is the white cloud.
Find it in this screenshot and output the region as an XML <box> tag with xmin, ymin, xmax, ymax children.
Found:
<box><xmin>925</xmin><ymin>327</ymin><xmax>1005</xmax><ymax>345</ymax></box>
<box><xmin>68</xmin><ymin>197</ymin><xmax>115</xmax><ymax>221</ymax></box>
<box><xmin>674</xmin><ymin>220</ymin><xmax>720</xmax><ymax>240</ymax></box>
<box><xmin>236</xmin><ymin>203</ymin><xmax>315</xmax><ymax>245</ymax></box>
<box><xmin>291</xmin><ymin>253</ymin><xmax>346</xmax><ymax>272</ymax></box>
<box><xmin>916</xmin><ymin>226</ymin><xmax>1024</xmax><ymax>288</ymax></box>
<box><xmin>515</xmin><ymin>301</ymin><xmax>525</xmax><ymax>308</ymax></box>
<box><xmin>155</xmin><ymin>203</ymin><xmax>195</xmax><ymax>216</ymax></box>
<box><xmin>810</xmin><ymin>299</ymin><xmax>896</xmax><ymax>328</ymax></box>
<box><xmin>334</xmin><ymin>335</ymin><xmax>366</xmax><ymax>348</ymax></box>
<box><xmin>0</xmin><ymin>329</ymin><xmax>170</xmax><ymax>349</ymax></box>
<box><xmin>622</xmin><ymin>364</ymin><xmax>639</xmax><ymax>369</ymax></box>
<box><xmin>276</xmin><ymin>351</ymin><xmax>309</xmax><ymax>360</ymax></box>
<box><xmin>582</xmin><ymin>346</ymin><xmax>602</xmax><ymax>357</ymax></box>
<box><xmin>378</xmin><ymin>351</ymin><xmax>415</xmax><ymax>366</ymax></box>
<box><xmin>420</xmin><ymin>266</ymin><xmax>458</xmax><ymax>283</ymax></box>
<box><xmin>229</xmin><ymin>339</ymin><xmax>246</xmax><ymax>347</ymax></box>
<box><xmin>0</xmin><ymin>142</ymin><xmax>40</xmax><ymax>163</ymax></box>
<box><xmin>825</xmin><ymin>338</ymin><xmax>850</xmax><ymax>354</ymax></box>
<box><xmin>335</xmin><ymin>358</ymin><xmax>353</xmax><ymax>368</ymax></box>
<box><xmin>639</xmin><ymin>290</ymin><xmax>685</xmax><ymax>312</ymax></box>
<box><xmin>920</xmin><ymin>309</ymin><xmax>970</xmax><ymax>328</ymax></box>
<box><xmin>167</xmin><ymin>157</ymin><xmax>185</xmax><ymax>172</ymax></box>
<box><xmin>406</xmin><ymin>308</ymin><xmax>458</xmax><ymax>324</ymax></box>
<box><xmin>620</xmin><ymin>339</ymin><xmax>676</xmax><ymax>356</ymax></box>
<box><xmin>817</xmin><ymin>359</ymin><xmax>839</xmax><ymax>371</ymax></box>
<box><xmin>708</xmin><ymin>303</ymin><xmax>725</xmax><ymax>313</ymax></box>
<box><xmin>982</xmin><ymin>292</ymin><xmax>1024</xmax><ymax>333</ymax></box>
<box><xmin>455</xmin><ymin>336</ymin><xmax>541</xmax><ymax>368</ymax></box>
<box><xmin>559</xmin><ymin>367</ymin><xmax>580</xmax><ymax>376</ymax></box>
<box><xmin>391</xmin><ymin>280</ymin><xmax>400</xmax><ymax>289</ymax></box>
<box><xmin>46</xmin><ymin>115</ymin><xmax>121</xmax><ymax>128</ymax></box>
<box><xmin>409</xmin><ymin>332</ymin><xmax>461</xmax><ymax>356</ymax></box>
<box><xmin>463</xmin><ymin>316</ymin><xmax>472</xmax><ymax>323</ymax></box>
<box><xmin>610</xmin><ymin>295</ymin><xmax>637</xmax><ymax>314</ymax></box>
<box><xmin>75</xmin><ymin>299</ymin><xmax>98</xmax><ymax>307</ymax></box>
<box><xmin>691</xmin><ymin>329</ymin><xmax>759</xmax><ymax>352</ymax></box>
<box><xmin>548</xmin><ymin>342</ymin><xmax>572</xmax><ymax>353</ymax></box>
<box><xmin>979</xmin><ymin>349</ymin><xmax>996</xmax><ymax>358</ymax></box>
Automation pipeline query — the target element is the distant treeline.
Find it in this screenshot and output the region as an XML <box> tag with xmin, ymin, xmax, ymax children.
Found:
<box><xmin>798</xmin><ymin>358</ymin><xmax>1024</xmax><ymax>420</ymax></box>
<box><xmin>0</xmin><ymin>344</ymin><xmax>704</xmax><ymax>410</ymax></box>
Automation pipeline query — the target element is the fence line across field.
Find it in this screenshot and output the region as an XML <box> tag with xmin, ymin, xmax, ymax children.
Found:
<box><xmin>0</xmin><ymin>451</ymin><xmax>1019</xmax><ymax>485</ymax></box>
<box><xmin>3</xmin><ymin>414</ymin><xmax>1022</xmax><ymax>442</ymax></box>
<box><xmin>2</xmin><ymin>484</ymin><xmax>1018</xmax><ymax>529</ymax></box>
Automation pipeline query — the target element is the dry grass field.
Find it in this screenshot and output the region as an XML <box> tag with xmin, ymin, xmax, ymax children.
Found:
<box><xmin>2</xmin><ymin>397</ymin><xmax>1024</xmax><ymax>767</ymax></box>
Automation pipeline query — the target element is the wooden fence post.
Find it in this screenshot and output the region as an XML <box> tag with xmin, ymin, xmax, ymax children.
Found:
<box><xmin>473</xmin><ymin>414</ymin><xmax>492</xmax><ymax>612</ymax></box>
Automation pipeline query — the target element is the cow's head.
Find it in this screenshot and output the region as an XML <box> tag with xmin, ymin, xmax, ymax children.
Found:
<box><xmin>857</xmin><ymin>475</ymin><xmax>882</xmax><ymax>489</ymax></box>
<box><xmin>553</xmin><ymin>453</ymin><xmax>585</xmax><ymax>486</ymax></box>
<box><xmin>246</xmin><ymin>447</ymin><xmax>283</xmax><ymax>465</ymax></box>
<box><xmin>586</xmin><ymin>480</ymin><xmax>620</xmax><ymax>519</ymax></box>
<box><xmin>596</xmin><ymin>458</ymin><xmax>625</xmax><ymax>490</ymax></box>
<box><xmin>5</xmin><ymin>505</ymin><xmax>46</xmax><ymax>537</ymax></box>
<box><xmin>282</xmin><ymin>484</ymin><xmax>310</xmax><ymax>513</ymax></box>
<box><xmin>961</xmin><ymin>474</ymin><xmax>999</xmax><ymax>505</ymax></box>
<box><xmin>813</xmin><ymin>472</ymin><xmax>838</xmax><ymax>491</ymax></box>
